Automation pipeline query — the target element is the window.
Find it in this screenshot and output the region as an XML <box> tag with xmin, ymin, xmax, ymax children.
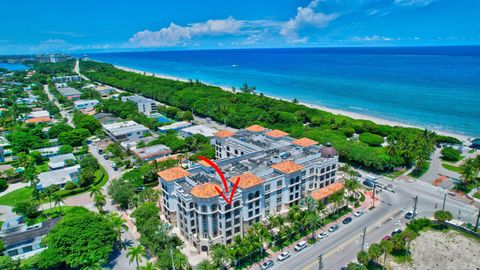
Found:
<box><xmin>8</xmin><ymin>250</ymin><xmax>18</xmax><ymax>256</ymax></box>
<box><xmin>265</xmin><ymin>193</ymin><xmax>270</xmax><ymax>199</ymax></box>
<box><xmin>277</xmin><ymin>180</ymin><xmax>282</xmax><ymax>186</ymax></box>
<box><xmin>22</xmin><ymin>246</ymin><xmax>33</xmax><ymax>253</ymax></box>
<box><xmin>277</xmin><ymin>197</ymin><xmax>282</xmax><ymax>203</ymax></box>
<box><xmin>234</xmin><ymin>227</ymin><xmax>240</xmax><ymax>233</ymax></box>
<box><xmin>276</xmin><ymin>190</ymin><xmax>282</xmax><ymax>195</ymax></box>
<box><xmin>265</xmin><ymin>202</ymin><xmax>270</xmax><ymax>208</ymax></box>
<box><xmin>234</xmin><ymin>200</ymin><xmax>240</xmax><ymax>207</ymax></box>
<box><xmin>265</xmin><ymin>184</ymin><xmax>270</xmax><ymax>192</ymax></box>
<box><xmin>201</xmin><ymin>206</ymin><xmax>207</xmax><ymax>212</ymax></box>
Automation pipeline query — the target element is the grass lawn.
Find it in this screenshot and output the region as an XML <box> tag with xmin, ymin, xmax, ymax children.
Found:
<box><xmin>409</xmin><ymin>162</ymin><xmax>430</xmax><ymax>178</ymax></box>
<box><xmin>0</xmin><ymin>187</ymin><xmax>33</xmax><ymax>206</ymax></box>
<box><xmin>442</xmin><ymin>163</ymin><xmax>462</xmax><ymax>173</ymax></box>
<box><xmin>26</xmin><ymin>206</ymin><xmax>82</xmax><ymax>225</ymax></box>
<box><xmin>473</xmin><ymin>191</ymin><xmax>480</xmax><ymax>200</ymax></box>
<box><xmin>384</xmin><ymin>170</ymin><xmax>405</xmax><ymax>179</ymax></box>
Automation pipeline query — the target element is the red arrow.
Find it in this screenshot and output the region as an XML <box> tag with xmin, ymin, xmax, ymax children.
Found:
<box><xmin>198</xmin><ymin>156</ymin><xmax>240</xmax><ymax>205</ymax></box>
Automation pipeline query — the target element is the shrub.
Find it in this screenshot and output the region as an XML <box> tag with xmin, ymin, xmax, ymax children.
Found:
<box><xmin>64</xmin><ymin>181</ymin><xmax>77</xmax><ymax>190</ymax></box>
<box><xmin>0</xmin><ymin>179</ymin><xmax>8</xmax><ymax>192</ymax></box>
<box><xmin>359</xmin><ymin>132</ymin><xmax>384</xmax><ymax>147</ymax></box>
<box><xmin>340</xmin><ymin>126</ymin><xmax>355</xmax><ymax>138</ymax></box>
<box><xmin>441</xmin><ymin>147</ymin><xmax>461</xmax><ymax>162</ymax></box>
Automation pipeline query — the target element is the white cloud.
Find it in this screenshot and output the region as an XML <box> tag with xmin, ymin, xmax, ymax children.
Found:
<box><xmin>129</xmin><ymin>17</ymin><xmax>244</xmax><ymax>47</ymax></box>
<box><xmin>394</xmin><ymin>0</ymin><xmax>436</xmax><ymax>6</ymax></box>
<box><xmin>41</xmin><ymin>39</ymin><xmax>66</xmax><ymax>44</ymax></box>
<box><xmin>280</xmin><ymin>0</ymin><xmax>338</xmax><ymax>40</ymax></box>
<box><xmin>351</xmin><ymin>35</ymin><xmax>398</xmax><ymax>42</ymax></box>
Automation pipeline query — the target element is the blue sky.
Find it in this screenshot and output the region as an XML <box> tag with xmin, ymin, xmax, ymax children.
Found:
<box><xmin>1</xmin><ymin>0</ymin><xmax>479</xmax><ymax>54</ymax></box>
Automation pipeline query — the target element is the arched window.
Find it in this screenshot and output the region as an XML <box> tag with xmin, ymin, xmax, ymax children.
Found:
<box><xmin>255</xmin><ymin>191</ymin><xmax>260</xmax><ymax>197</ymax></box>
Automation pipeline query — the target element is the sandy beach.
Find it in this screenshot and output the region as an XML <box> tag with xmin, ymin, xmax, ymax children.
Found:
<box><xmin>115</xmin><ymin>65</ymin><xmax>471</xmax><ymax>143</ymax></box>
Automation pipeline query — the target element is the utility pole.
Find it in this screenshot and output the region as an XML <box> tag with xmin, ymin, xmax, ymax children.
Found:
<box><xmin>361</xmin><ymin>226</ymin><xmax>367</xmax><ymax>251</ymax></box>
<box><xmin>475</xmin><ymin>206</ymin><xmax>480</xmax><ymax>232</ymax></box>
<box><xmin>412</xmin><ymin>196</ymin><xmax>418</xmax><ymax>221</ymax></box>
<box><xmin>442</xmin><ymin>193</ymin><xmax>447</xmax><ymax>211</ymax></box>
<box><xmin>318</xmin><ymin>253</ymin><xmax>324</xmax><ymax>270</ymax></box>
<box><xmin>372</xmin><ymin>182</ymin><xmax>376</xmax><ymax>208</ymax></box>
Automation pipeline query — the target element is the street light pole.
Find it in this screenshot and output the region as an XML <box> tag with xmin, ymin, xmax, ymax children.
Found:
<box><xmin>412</xmin><ymin>196</ymin><xmax>418</xmax><ymax>221</ymax></box>
<box><xmin>318</xmin><ymin>253</ymin><xmax>324</xmax><ymax>270</ymax></box>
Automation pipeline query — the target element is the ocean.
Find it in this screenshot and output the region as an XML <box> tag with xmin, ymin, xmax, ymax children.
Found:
<box><xmin>89</xmin><ymin>46</ymin><xmax>480</xmax><ymax>137</ymax></box>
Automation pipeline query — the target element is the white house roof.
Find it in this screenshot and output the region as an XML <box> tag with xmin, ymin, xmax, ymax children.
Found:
<box><xmin>37</xmin><ymin>165</ymin><xmax>80</xmax><ymax>189</ymax></box>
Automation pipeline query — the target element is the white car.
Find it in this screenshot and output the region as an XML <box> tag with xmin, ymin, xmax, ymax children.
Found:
<box><xmin>277</xmin><ymin>251</ymin><xmax>290</xmax><ymax>261</ymax></box>
<box><xmin>294</xmin><ymin>241</ymin><xmax>307</xmax><ymax>251</ymax></box>
<box><xmin>317</xmin><ymin>232</ymin><xmax>329</xmax><ymax>239</ymax></box>
<box><xmin>354</xmin><ymin>209</ymin><xmax>365</xmax><ymax>217</ymax></box>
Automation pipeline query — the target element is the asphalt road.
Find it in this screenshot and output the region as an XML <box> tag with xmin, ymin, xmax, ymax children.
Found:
<box><xmin>268</xmin><ymin>177</ymin><xmax>479</xmax><ymax>270</ymax></box>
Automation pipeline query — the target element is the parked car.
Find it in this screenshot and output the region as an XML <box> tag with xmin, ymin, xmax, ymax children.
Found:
<box><xmin>342</xmin><ymin>217</ymin><xmax>353</xmax><ymax>225</ymax></box>
<box><xmin>277</xmin><ymin>251</ymin><xmax>290</xmax><ymax>261</ymax></box>
<box><xmin>260</xmin><ymin>260</ymin><xmax>274</xmax><ymax>269</ymax></box>
<box><xmin>103</xmin><ymin>154</ymin><xmax>110</xmax><ymax>160</ymax></box>
<box><xmin>294</xmin><ymin>241</ymin><xmax>308</xmax><ymax>252</ymax></box>
<box><xmin>391</xmin><ymin>228</ymin><xmax>403</xmax><ymax>236</ymax></box>
<box><xmin>404</xmin><ymin>211</ymin><xmax>415</xmax><ymax>220</ymax></box>
<box><xmin>383</xmin><ymin>235</ymin><xmax>391</xmax><ymax>241</ymax></box>
<box><xmin>363</xmin><ymin>180</ymin><xmax>374</xmax><ymax>188</ymax></box>
<box><xmin>354</xmin><ymin>209</ymin><xmax>365</xmax><ymax>217</ymax></box>
<box><xmin>328</xmin><ymin>224</ymin><xmax>339</xmax><ymax>232</ymax></box>
<box><xmin>317</xmin><ymin>232</ymin><xmax>329</xmax><ymax>239</ymax></box>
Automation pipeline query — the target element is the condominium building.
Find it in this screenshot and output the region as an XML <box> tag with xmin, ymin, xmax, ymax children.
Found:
<box><xmin>157</xmin><ymin>125</ymin><xmax>339</xmax><ymax>252</ymax></box>
<box><xmin>121</xmin><ymin>95</ymin><xmax>158</xmax><ymax>116</ymax></box>
<box><xmin>102</xmin><ymin>120</ymin><xmax>150</xmax><ymax>142</ymax></box>
<box><xmin>73</xmin><ymin>99</ymin><xmax>99</xmax><ymax>110</ymax></box>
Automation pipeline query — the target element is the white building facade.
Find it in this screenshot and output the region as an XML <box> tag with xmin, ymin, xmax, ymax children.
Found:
<box><xmin>157</xmin><ymin>125</ymin><xmax>339</xmax><ymax>252</ymax></box>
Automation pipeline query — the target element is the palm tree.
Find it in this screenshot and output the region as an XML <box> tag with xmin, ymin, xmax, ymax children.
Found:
<box><xmin>129</xmin><ymin>193</ymin><xmax>141</xmax><ymax>209</ymax></box>
<box><xmin>460</xmin><ymin>158</ymin><xmax>478</xmax><ymax>187</ymax></box>
<box><xmin>94</xmin><ymin>193</ymin><xmax>106</xmax><ymax>213</ymax></box>
<box><xmin>367</xmin><ymin>243</ymin><xmax>383</xmax><ymax>264</ymax></box>
<box><xmin>90</xmin><ymin>186</ymin><xmax>102</xmax><ymax>198</ymax></box>
<box><xmin>108</xmin><ymin>213</ymin><xmax>129</xmax><ymax>248</ymax></box>
<box><xmin>344</xmin><ymin>178</ymin><xmax>360</xmax><ymax>200</ymax></box>
<box><xmin>300</xmin><ymin>197</ymin><xmax>317</xmax><ymax>212</ymax></box>
<box><xmin>304</xmin><ymin>212</ymin><xmax>321</xmax><ymax>238</ymax></box>
<box><xmin>197</xmin><ymin>259</ymin><xmax>215</xmax><ymax>270</ymax></box>
<box><xmin>380</xmin><ymin>239</ymin><xmax>393</xmax><ymax>266</ymax></box>
<box><xmin>32</xmin><ymin>190</ymin><xmax>48</xmax><ymax>218</ymax></box>
<box><xmin>52</xmin><ymin>193</ymin><xmax>65</xmax><ymax>214</ymax></box>
<box><xmin>210</xmin><ymin>244</ymin><xmax>231</xmax><ymax>269</ymax></box>
<box><xmin>127</xmin><ymin>245</ymin><xmax>146</xmax><ymax>270</ymax></box>
<box><xmin>140</xmin><ymin>261</ymin><xmax>156</xmax><ymax>270</ymax></box>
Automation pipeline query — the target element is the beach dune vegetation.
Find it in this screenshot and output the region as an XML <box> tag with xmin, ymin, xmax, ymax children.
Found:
<box><xmin>80</xmin><ymin>60</ymin><xmax>457</xmax><ymax>172</ymax></box>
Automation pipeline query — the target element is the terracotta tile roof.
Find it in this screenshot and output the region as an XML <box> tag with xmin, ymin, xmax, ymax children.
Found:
<box><xmin>229</xmin><ymin>172</ymin><xmax>265</xmax><ymax>189</ymax></box>
<box><xmin>191</xmin><ymin>183</ymin><xmax>220</xmax><ymax>198</ymax></box>
<box><xmin>198</xmin><ymin>160</ymin><xmax>212</xmax><ymax>167</ymax></box>
<box><xmin>214</xmin><ymin>130</ymin><xmax>235</xmax><ymax>138</ymax></box>
<box><xmin>311</xmin><ymin>182</ymin><xmax>344</xmax><ymax>201</ymax></box>
<box><xmin>265</xmin><ymin>129</ymin><xmax>288</xmax><ymax>138</ymax></box>
<box><xmin>271</xmin><ymin>160</ymin><xmax>304</xmax><ymax>174</ymax></box>
<box><xmin>246</xmin><ymin>124</ymin><xmax>266</xmax><ymax>132</ymax></box>
<box><xmin>149</xmin><ymin>154</ymin><xmax>181</xmax><ymax>164</ymax></box>
<box><xmin>292</xmin><ymin>137</ymin><xmax>318</xmax><ymax>148</ymax></box>
<box><xmin>157</xmin><ymin>167</ymin><xmax>190</xmax><ymax>182</ymax></box>
<box><xmin>25</xmin><ymin>117</ymin><xmax>51</xmax><ymax>124</ymax></box>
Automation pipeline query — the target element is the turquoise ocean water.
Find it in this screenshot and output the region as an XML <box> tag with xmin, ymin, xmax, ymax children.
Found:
<box><xmin>89</xmin><ymin>46</ymin><xmax>480</xmax><ymax>137</ymax></box>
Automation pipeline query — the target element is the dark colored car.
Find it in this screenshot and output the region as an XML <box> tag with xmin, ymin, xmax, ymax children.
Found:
<box><xmin>363</xmin><ymin>180</ymin><xmax>374</xmax><ymax>188</ymax></box>
<box><xmin>404</xmin><ymin>211</ymin><xmax>415</xmax><ymax>220</ymax></box>
<box><xmin>391</xmin><ymin>228</ymin><xmax>403</xmax><ymax>236</ymax></box>
<box><xmin>342</xmin><ymin>217</ymin><xmax>353</xmax><ymax>225</ymax></box>
<box><xmin>260</xmin><ymin>260</ymin><xmax>274</xmax><ymax>269</ymax></box>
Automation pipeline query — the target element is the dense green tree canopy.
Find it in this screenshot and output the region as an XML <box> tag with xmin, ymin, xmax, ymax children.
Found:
<box><xmin>80</xmin><ymin>60</ymin><xmax>458</xmax><ymax>171</ymax></box>
<box><xmin>40</xmin><ymin>208</ymin><xmax>116</xmax><ymax>268</ymax></box>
